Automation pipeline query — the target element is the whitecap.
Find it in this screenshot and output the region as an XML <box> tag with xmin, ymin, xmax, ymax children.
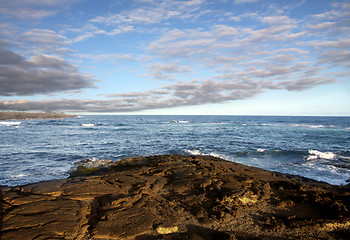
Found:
<box><xmin>9</xmin><ymin>173</ymin><xmax>27</xmax><ymax>178</ymax></box>
<box><xmin>183</xmin><ymin>149</ymin><xmax>229</xmax><ymax>160</ymax></box>
<box><xmin>309</xmin><ymin>125</ymin><xmax>327</xmax><ymax>128</ymax></box>
<box><xmin>0</xmin><ymin>121</ymin><xmax>21</xmax><ymax>126</ymax></box>
<box><xmin>306</xmin><ymin>150</ymin><xmax>337</xmax><ymax>161</ymax></box>
<box><xmin>169</xmin><ymin>120</ymin><xmax>189</xmax><ymax>123</ymax></box>
<box><xmin>290</xmin><ymin>124</ymin><xmax>334</xmax><ymax>129</ymax></box>
<box><xmin>184</xmin><ymin>149</ymin><xmax>203</xmax><ymax>155</ymax></box>
<box><xmin>257</xmin><ymin>148</ymin><xmax>266</xmax><ymax>153</ymax></box>
<box><xmin>82</xmin><ymin>123</ymin><xmax>95</xmax><ymax>127</ymax></box>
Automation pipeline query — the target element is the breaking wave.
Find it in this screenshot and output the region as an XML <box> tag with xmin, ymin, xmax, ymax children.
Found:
<box><xmin>0</xmin><ymin>121</ymin><xmax>21</xmax><ymax>126</ymax></box>
<box><xmin>306</xmin><ymin>150</ymin><xmax>350</xmax><ymax>161</ymax></box>
<box><xmin>82</xmin><ymin>123</ymin><xmax>96</xmax><ymax>127</ymax></box>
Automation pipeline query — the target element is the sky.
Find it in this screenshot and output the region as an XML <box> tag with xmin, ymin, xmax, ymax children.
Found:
<box><xmin>0</xmin><ymin>0</ymin><xmax>349</xmax><ymax>115</ymax></box>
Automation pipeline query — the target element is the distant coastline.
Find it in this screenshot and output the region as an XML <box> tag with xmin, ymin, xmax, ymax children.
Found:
<box><xmin>0</xmin><ymin>111</ymin><xmax>77</xmax><ymax>121</ymax></box>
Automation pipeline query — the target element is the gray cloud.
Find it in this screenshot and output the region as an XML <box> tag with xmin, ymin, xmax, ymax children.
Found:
<box><xmin>0</xmin><ymin>0</ymin><xmax>77</xmax><ymax>19</ymax></box>
<box><xmin>0</xmin><ymin>46</ymin><xmax>96</xmax><ymax>96</ymax></box>
<box><xmin>280</xmin><ymin>77</ymin><xmax>336</xmax><ymax>91</ymax></box>
<box><xmin>147</xmin><ymin>61</ymin><xmax>192</xmax><ymax>80</ymax></box>
<box><xmin>0</xmin><ymin>79</ymin><xmax>262</xmax><ymax>112</ymax></box>
<box><xmin>0</xmin><ymin>70</ymin><xmax>338</xmax><ymax>112</ymax></box>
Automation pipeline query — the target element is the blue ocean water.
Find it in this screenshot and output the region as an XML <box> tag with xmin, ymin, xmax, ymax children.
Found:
<box><xmin>0</xmin><ymin>115</ymin><xmax>349</xmax><ymax>186</ymax></box>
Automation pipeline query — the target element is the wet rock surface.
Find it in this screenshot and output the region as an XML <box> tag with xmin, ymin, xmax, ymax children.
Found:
<box><xmin>1</xmin><ymin>155</ymin><xmax>349</xmax><ymax>239</ymax></box>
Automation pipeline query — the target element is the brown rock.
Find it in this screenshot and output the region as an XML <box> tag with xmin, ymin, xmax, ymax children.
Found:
<box><xmin>1</xmin><ymin>155</ymin><xmax>349</xmax><ymax>239</ymax></box>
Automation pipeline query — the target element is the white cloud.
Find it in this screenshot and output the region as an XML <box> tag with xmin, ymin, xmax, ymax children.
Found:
<box><xmin>22</xmin><ymin>29</ymin><xmax>66</xmax><ymax>45</ymax></box>
<box><xmin>90</xmin><ymin>0</ymin><xmax>206</xmax><ymax>27</ymax></box>
<box><xmin>260</xmin><ymin>15</ymin><xmax>295</xmax><ymax>25</ymax></box>
<box><xmin>308</xmin><ymin>22</ymin><xmax>336</xmax><ymax>30</ymax></box>
<box><xmin>234</xmin><ymin>0</ymin><xmax>260</xmax><ymax>4</ymax></box>
<box><xmin>213</xmin><ymin>25</ymin><xmax>239</xmax><ymax>36</ymax></box>
<box><xmin>147</xmin><ymin>61</ymin><xmax>192</xmax><ymax>80</ymax></box>
<box><xmin>68</xmin><ymin>24</ymin><xmax>134</xmax><ymax>43</ymax></box>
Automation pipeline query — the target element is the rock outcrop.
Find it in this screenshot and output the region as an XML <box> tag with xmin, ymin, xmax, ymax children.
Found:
<box><xmin>1</xmin><ymin>155</ymin><xmax>349</xmax><ymax>239</ymax></box>
<box><xmin>0</xmin><ymin>111</ymin><xmax>77</xmax><ymax>121</ymax></box>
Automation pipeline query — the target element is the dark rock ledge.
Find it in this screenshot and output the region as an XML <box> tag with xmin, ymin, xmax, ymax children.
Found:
<box><xmin>1</xmin><ymin>155</ymin><xmax>349</xmax><ymax>239</ymax></box>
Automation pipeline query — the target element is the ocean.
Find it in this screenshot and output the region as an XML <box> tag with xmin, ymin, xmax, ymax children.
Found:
<box><xmin>1</xmin><ymin>115</ymin><xmax>349</xmax><ymax>186</ymax></box>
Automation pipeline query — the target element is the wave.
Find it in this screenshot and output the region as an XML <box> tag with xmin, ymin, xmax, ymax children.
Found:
<box><xmin>8</xmin><ymin>173</ymin><xmax>28</xmax><ymax>178</ymax></box>
<box><xmin>169</xmin><ymin>120</ymin><xmax>190</xmax><ymax>123</ymax></box>
<box><xmin>256</xmin><ymin>123</ymin><xmax>338</xmax><ymax>129</ymax></box>
<box><xmin>82</xmin><ymin>123</ymin><xmax>96</xmax><ymax>127</ymax></box>
<box><xmin>306</xmin><ymin>150</ymin><xmax>337</xmax><ymax>160</ymax></box>
<box><xmin>0</xmin><ymin>121</ymin><xmax>21</xmax><ymax>126</ymax></box>
<box><xmin>291</xmin><ymin>124</ymin><xmax>335</xmax><ymax>129</ymax></box>
<box><xmin>306</xmin><ymin>150</ymin><xmax>350</xmax><ymax>161</ymax></box>
<box><xmin>183</xmin><ymin>149</ymin><xmax>230</xmax><ymax>160</ymax></box>
<box><xmin>69</xmin><ymin>158</ymin><xmax>113</xmax><ymax>175</ymax></box>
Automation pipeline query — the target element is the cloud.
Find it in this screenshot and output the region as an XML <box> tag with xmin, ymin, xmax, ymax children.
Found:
<box><xmin>2</xmin><ymin>26</ymin><xmax>73</xmax><ymax>57</ymax></box>
<box><xmin>0</xmin><ymin>79</ymin><xmax>262</xmax><ymax>112</ymax></box>
<box><xmin>0</xmin><ymin>23</ymin><xmax>17</xmax><ymax>37</ymax></box>
<box><xmin>213</xmin><ymin>25</ymin><xmax>239</xmax><ymax>36</ymax></box>
<box><xmin>308</xmin><ymin>22</ymin><xmax>336</xmax><ymax>30</ymax></box>
<box><xmin>0</xmin><ymin>67</ymin><xmax>337</xmax><ymax>112</ymax></box>
<box><xmin>0</xmin><ymin>7</ymin><xmax>55</xmax><ymax>19</ymax></box>
<box><xmin>22</xmin><ymin>29</ymin><xmax>66</xmax><ymax>45</ymax></box>
<box><xmin>0</xmin><ymin>45</ymin><xmax>96</xmax><ymax>96</ymax></box>
<box><xmin>67</xmin><ymin>24</ymin><xmax>135</xmax><ymax>43</ymax></box>
<box><xmin>146</xmin><ymin>61</ymin><xmax>192</xmax><ymax>80</ymax></box>
<box><xmin>147</xmin><ymin>23</ymin><xmax>302</xmax><ymax>73</ymax></box>
<box><xmin>310</xmin><ymin>39</ymin><xmax>350</xmax><ymax>67</ymax></box>
<box><xmin>280</xmin><ymin>77</ymin><xmax>336</xmax><ymax>91</ymax></box>
<box><xmin>268</xmin><ymin>54</ymin><xmax>298</xmax><ymax>63</ymax></box>
<box><xmin>89</xmin><ymin>0</ymin><xmax>206</xmax><ymax>27</ymax></box>
<box><xmin>233</xmin><ymin>0</ymin><xmax>260</xmax><ymax>4</ymax></box>
<box><xmin>0</xmin><ymin>0</ymin><xmax>76</xmax><ymax>19</ymax></box>
<box><xmin>20</xmin><ymin>29</ymin><xmax>71</xmax><ymax>55</ymax></box>
<box><xmin>0</xmin><ymin>0</ymin><xmax>348</xmax><ymax>113</ymax></box>
<box><xmin>82</xmin><ymin>53</ymin><xmax>136</xmax><ymax>62</ymax></box>
<box><xmin>260</xmin><ymin>15</ymin><xmax>295</xmax><ymax>25</ymax></box>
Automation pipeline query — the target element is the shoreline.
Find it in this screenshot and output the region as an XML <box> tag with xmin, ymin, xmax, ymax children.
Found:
<box><xmin>1</xmin><ymin>154</ymin><xmax>349</xmax><ymax>239</ymax></box>
<box><xmin>0</xmin><ymin>111</ymin><xmax>77</xmax><ymax>121</ymax></box>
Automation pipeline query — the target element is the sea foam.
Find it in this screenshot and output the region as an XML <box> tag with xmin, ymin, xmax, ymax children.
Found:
<box><xmin>82</xmin><ymin>123</ymin><xmax>95</xmax><ymax>127</ymax></box>
<box><xmin>0</xmin><ymin>121</ymin><xmax>21</xmax><ymax>126</ymax></box>
<box><xmin>307</xmin><ymin>150</ymin><xmax>337</xmax><ymax>161</ymax></box>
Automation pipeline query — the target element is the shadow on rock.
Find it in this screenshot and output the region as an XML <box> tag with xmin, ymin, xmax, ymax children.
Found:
<box><xmin>136</xmin><ymin>224</ymin><xmax>233</xmax><ymax>240</ymax></box>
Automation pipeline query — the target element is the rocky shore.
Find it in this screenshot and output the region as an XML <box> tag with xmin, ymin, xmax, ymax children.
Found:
<box><xmin>0</xmin><ymin>111</ymin><xmax>77</xmax><ymax>121</ymax></box>
<box><xmin>1</xmin><ymin>155</ymin><xmax>349</xmax><ymax>239</ymax></box>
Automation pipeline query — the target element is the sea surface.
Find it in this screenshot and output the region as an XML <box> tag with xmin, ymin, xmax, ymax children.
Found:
<box><xmin>1</xmin><ymin>115</ymin><xmax>349</xmax><ymax>186</ymax></box>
